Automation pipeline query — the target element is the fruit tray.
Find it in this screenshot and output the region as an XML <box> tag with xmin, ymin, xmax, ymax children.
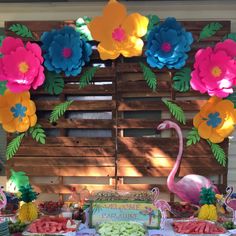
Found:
<box><xmin>170</xmin><ymin>219</ymin><xmax>231</xmax><ymax>236</ymax></box>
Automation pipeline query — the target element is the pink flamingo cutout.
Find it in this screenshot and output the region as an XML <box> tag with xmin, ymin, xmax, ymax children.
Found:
<box><xmin>225</xmin><ymin>186</ymin><xmax>236</xmax><ymax>225</ymax></box>
<box><xmin>157</xmin><ymin>120</ymin><xmax>218</xmax><ymax>205</ymax></box>
<box><xmin>152</xmin><ymin>187</ymin><xmax>171</xmax><ymax>229</ymax></box>
<box><xmin>0</xmin><ymin>187</ymin><xmax>7</xmax><ymax>211</ymax></box>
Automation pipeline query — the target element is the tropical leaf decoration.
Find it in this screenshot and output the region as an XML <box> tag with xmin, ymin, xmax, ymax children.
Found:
<box><xmin>43</xmin><ymin>71</ymin><xmax>64</xmax><ymax>95</ymax></box>
<box><xmin>172</xmin><ymin>67</ymin><xmax>191</xmax><ymax>92</ymax></box>
<box><xmin>0</xmin><ymin>36</ymin><xmax>5</xmax><ymax>58</ymax></box>
<box><xmin>207</xmin><ymin>140</ymin><xmax>226</xmax><ymax>167</ymax></box>
<box><xmin>162</xmin><ymin>99</ymin><xmax>186</xmax><ymax>124</ymax></box>
<box><xmin>9</xmin><ymin>169</ymin><xmax>29</xmax><ymax>189</ymax></box>
<box><xmin>6</xmin><ymin>133</ymin><xmax>25</xmax><ymax>160</ymax></box>
<box><xmin>186</xmin><ymin>127</ymin><xmax>201</xmax><ymax>146</ymax></box>
<box><xmin>79</xmin><ymin>66</ymin><xmax>99</xmax><ymax>89</ymax></box>
<box><xmin>49</xmin><ymin>100</ymin><xmax>74</xmax><ymax>123</ymax></box>
<box><xmin>139</xmin><ymin>62</ymin><xmax>157</xmax><ymax>91</ymax></box>
<box><xmin>145</xmin><ymin>15</ymin><xmax>160</xmax><ymax>39</ymax></box>
<box><xmin>199</xmin><ymin>22</ymin><xmax>223</xmax><ymax>41</ymax></box>
<box><xmin>9</xmin><ymin>24</ymin><xmax>34</xmax><ymax>39</ymax></box>
<box><xmin>227</xmin><ymin>90</ymin><xmax>236</xmax><ymax>108</ymax></box>
<box><xmin>76</xmin><ymin>16</ymin><xmax>93</xmax><ymax>40</ymax></box>
<box><xmin>29</xmin><ymin>124</ymin><xmax>46</xmax><ymax>144</ymax></box>
<box><xmin>223</xmin><ymin>33</ymin><xmax>236</xmax><ymax>42</ymax></box>
<box><xmin>0</xmin><ymin>81</ymin><xmax>7</xmax><ymax>95</ymax></box>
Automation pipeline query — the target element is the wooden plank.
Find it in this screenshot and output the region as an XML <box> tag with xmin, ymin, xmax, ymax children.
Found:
<box><xmin>6</xmin><ymin>166</ymin><xmax>115</xmax><ymax>177</ymax></box>
<box><xmin>8</xmin><ymin>156</ymin><xmax>114</xmax><ymax>167</ymax></box>
<box><xmin>32</xmin><ymin>84</ymin><xmax>114</xmax><ymax>95</ymax></box>
<box><xmin>117</xmin><ymin>166</ymin><xmax>226</xmax><ymax>177</ymax></box>
<box><xmin>117</xmin><ymin>119</ymin><xmax>193</xmax><ymax>129</ymax></box>
<box><xmin>35</xmin><ymin>100</ymin><xmax>115</xmax><ymax>111</ymax></box>
<box><xmin>39</xmin><ymin>119</ymin><xmax>114</xmax><ymax>129</ymax></box>
<box><xmin>118</xmin><ymin>100</ymin><xmax>206</xmax><ymax>111</ymax></box>
<box><xmin>32</xmin><ymin>184</ymin><xmax>114</xmax><ymax>194</ymax></box>
<box><xmin>16</xmin><ymin>147</ymin><xmax>115</xmax><ymax>157</ymax></box>
<box><xmin>17</xmin><ymin>137</ymin><xmax>115</xmax><ymax>147</ymax></box>
<box><xmin>118</xmin><ymin>157</ymin><xmax>223</xmax><ymax>168</ymax></box>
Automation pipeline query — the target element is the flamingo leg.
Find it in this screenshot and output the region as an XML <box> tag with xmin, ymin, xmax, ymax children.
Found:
<box><xmin>233</xmin><ymin>210</ymin><xmax>236</xmax><ymax>225</ymax></box>
<box><xmin>160</xmin><ymin>210</ymin><xmax>167</xmax><ymax>229</ymax></box>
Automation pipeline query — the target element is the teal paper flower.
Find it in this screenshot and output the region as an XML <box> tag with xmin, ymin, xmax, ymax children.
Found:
<box><xmin>41</xmin><ymin>26</ymin><xmax>92</xmax><ymax>77</ymax></box>
<box><xmin>145</xmin><ymin>17</ymin><xmax>193</xmax><ymax>69</ymax></box>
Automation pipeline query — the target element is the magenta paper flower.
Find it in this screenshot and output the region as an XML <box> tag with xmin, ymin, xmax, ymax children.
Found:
<box><xmin>190</xmin><ymin>39</ymin><xmax>236</xmax><ymax>98</ymax></box>
<box><xmin>0</xmin><ymin>37</ymin><xmax>45</xmax><ymax>93</ymax></box>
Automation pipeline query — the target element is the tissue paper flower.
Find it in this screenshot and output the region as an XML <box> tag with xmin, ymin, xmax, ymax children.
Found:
<box><xmin>0</xmin><ymin>37</ymin><xmax>45</xmax><ymax>93</ymax></box>
<box><xmin>190</xmin><ymin>39</ymin><xmax>236</xmax><ymax>98</ymax></box>
<box><xmin>193</xmin><ymin>96</ymin><xmax>236</xmax><ymax>143</ymax></box>
<box><xmin>41</xmin><ymin>26</ymin><xmax>92</xmax><ymax>77</ymax></box>
<box><xmin>0</xmin><ymin>90</ymin><xmax>37</xmax><ymax>133</ymax></box>
<box><xmin>88</xmin><ymin>0</ymin><xmax>149</xmax><ymax>60</ymax></box>
<box><xmin>145</xmin><ymin>17</ymin><xmax>193</xmax><ymax>69</ymax></box>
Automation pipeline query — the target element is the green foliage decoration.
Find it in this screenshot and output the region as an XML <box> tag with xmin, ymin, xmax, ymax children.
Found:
<box><xmin>19</xmin><ymin>184</ymin><xmax>37</xmax><ymax>203</ymax></box>
<box><xmin>9</xmin><ymin>24</ymin><xmax>34</xmax><ymax>39</ymax></box>
<box><xmin>29</xmin><ymin>124</ymin><xmax>46</xmax><ymax>144</ymax></box>
<box><xmin>162</xmin><ymin>99</ymin><xmax>186</xmax><ymax>125</ymax></box>
<box><xmin>79</xmin><ymin>66</ymin><xmax>100</xmax><ymax>89</ymax></box>
<box><xmin>207</xmin><ymin>140</ymin><xmax>226</xmax><ymax>167</ymax></box>
<box><xmin>172</xmin><ymin>67</ymin><xmax>191</xmax><ymax>92</ymax></box>
<box><xmin>199</xmin><ymin>22</ymin><xmax>223</xmax><ymax>41</ymax></box>
<box><xmin>0</xmin><ymin>81</ymin><xmax>7</xmax><ymax>95</ymax></box>
<box><xmin>186</xmin><ymin>127</ymin><xmax>201</xmax><ymax>146</ymax></box>
<box><xmin>49</xmin><ymin>100</ymin><xmax>74</xmax><ymax>123</ymax></box>
<box><xmin>139</xmin><ymin>62</ymin><xmax>157</xmax><ymax>91</ymax></box>
<box><xmin>6</xmin><ymin>133</ymin><xmax>25</xmax><ymax>160</ymax></box>
<box><xmin>199</xmin><ymin>187</ymin><xmax>216</xmax><ymax>205</ymax></box>
<box><xmin>43</xmin><ymin>71</ymin><xmax>65</xmax><ymax>95</ymax></box>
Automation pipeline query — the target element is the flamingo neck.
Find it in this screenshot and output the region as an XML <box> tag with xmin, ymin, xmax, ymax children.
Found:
<box><xmin>167</xmin><ymin>123</ymin><xmax>183</xmax><ymax>192</ymax></box>
<box><xmin>225</xmin><ymin>188</ymin><xmax>233</xmax><ymax>205</ymax></box>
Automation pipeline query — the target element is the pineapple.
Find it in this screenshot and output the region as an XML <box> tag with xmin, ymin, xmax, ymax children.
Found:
<box><xmin>18</xmin><ymin>184</ymin><xmax>38</xmax><ymax>223</ymax></box>
<box><xmin>198</xmin><ymin>187</ymin><xmax>218</xmax><ymax>221</ymax></box>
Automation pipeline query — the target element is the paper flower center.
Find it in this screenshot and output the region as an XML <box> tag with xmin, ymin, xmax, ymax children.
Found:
<box><xmin>112</xmin><ymin>27</ymin><xmax>126</xmax><ymax>42</ymax></box>
<box><xmin>10</xmin><ymin>103</ymin><xmax>27</xmax><ymax>120</ymax></box>
<box><xmin>18</xmin><ymin>62</ymin><xmax>29</xmax><ymax>74</ymax></box>
<box><xmin>206</xmin><ymin>112</ymin><xmax>222</xmax><ymax>128</ymax></box>
<box><xmin>161</xmin><ymin>42</ymin><xmax>172</xmax><ymax>52</ymax></box>
<box><xmin>211</xmin><ymin>66</ymin><xmax>222</xmax><ymax>77</ymax></box>
<box><xmin>62</xmin><ymin>48</ymin><xmax>73</xmax><ymax>58</ymax></box>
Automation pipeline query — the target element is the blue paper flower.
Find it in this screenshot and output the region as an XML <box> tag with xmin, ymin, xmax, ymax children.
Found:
<box><xmin>41</xmin><ymin>26</ymin><xmax>92</xmax><ymax>77</ymax></box>
<box><xmin>145</xmin><ymin>17</ymin><xmax>193</xmax><ymax>69</ymax></box>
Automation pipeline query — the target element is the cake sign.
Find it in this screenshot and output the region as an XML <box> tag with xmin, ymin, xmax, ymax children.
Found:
<box><xmin>90</xmin><ymin>201</ymin><xmax>161</xmax><ymax>228</ymax></box>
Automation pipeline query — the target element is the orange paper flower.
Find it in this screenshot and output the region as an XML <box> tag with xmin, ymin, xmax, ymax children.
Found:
<box><xmin>0</xmin><ymin>90</ymin><xmax>37</xmax><ymax>133</ymax></box>
<box><xmin>193</xmin><ymin>96</ymin><xmax>236</xmax><ymax>143</ymax></box>
<box><xmin>88</xmin><ymin>0</ymin><xmax>149</xmax><ymax>60</ymax></box>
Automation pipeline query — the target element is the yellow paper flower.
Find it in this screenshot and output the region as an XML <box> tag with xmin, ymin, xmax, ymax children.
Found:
<box><xmin>0</xmin><ymin>90</ymin><xmax>37</xmax><ymax>133</ymax></box>
<box><xmin>88</xmin><ymin>0</ymin><xmax>149</xmax><ymax>60</ymax></box>
<box><xmin>193</xmin><ymin>96</ymin><xmax>236</xmax><ymax>143</ymax></box>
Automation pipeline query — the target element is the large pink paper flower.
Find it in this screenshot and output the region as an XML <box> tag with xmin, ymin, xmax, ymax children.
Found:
<box><xmin>190</xmin><ymin>39</ymin><xmax>236</xmax><ymax>98</ymax></box>
<box><xmin>0</xmin><ymin>37</ymin><xmax>45</xmax><ymax>93</ymax></box>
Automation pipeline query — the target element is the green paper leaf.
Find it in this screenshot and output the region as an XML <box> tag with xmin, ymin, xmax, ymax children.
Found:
<box><xmin>139</xmin><ymin>62</ymin><xmax>157</xmax><ymax>91</ymax></box>
<box><xmin>79</xmin><ymin>66</ymin><xmax>99</xmax><ymax>89</ymax></box>
<box><xmin>186</xmin><ymin>127</ymin><xmax>201</xmax><ymax>146</ymax></box>
<box><xmin>9</xmin><ymin>24</ymin><xmax>34</xmax><ymax>39</ymax></box>
<box><xmin>223</xmin><ymin>33</ymin><xmax>236</xmax><ymax>42</ymax></box>
<box><xmin>9</xmin><ymin>169</ymin><xmax>29</xmax><ymax>189</ymax></box>
<box><xmin>29</xmin><ymin>124</ymin><xmax>46</xmax><ymax>144</ymax></box>
<box><xmin>49</xmin><ymin>100</ymin><xmax>74</xmax><ymax>123</ymax></box>
<box><xmin>199</xmin><ymin>22</ymin><xmax>223</xmax><ymax>41</ymax></box>
<box><xmin>43</xmin><ymin>71</ymin><xmax>65</xmax><ymax>95</ymax></box>
<box><xmin>0</xmin><ymin>36</ymin><xmax>5</xmax><ymax>58</ymax></box>
<box><xmin>145</xmin><ymin>15</ymin><xmax>160</xmax><ymax>39</ymax></box>
<box><xmin>173</xmin><ymin>67</ymin><xmax>191</xmax><ymax>92</ymax></box>
<box><xmin>162</xmin><ymin>99</ymin><xmax>186</xmax><ymax>124</ymax></box>
<box><xmin>227</xmin><ymin>91</ymin><xmax>236</xmax><ymax>108</ymax></box>
<box><xmin>76</xmin><ymin>16</ymin><xmax>93</xmax><ymax>41</ymax></box>
<box><xmin>6</xmin><ymin>133</ymin><xmax>25</xmax><ymax>160</ymax></box>
<box><xmin>0</xmin><ymin>81</ymin><xmax>7</xmax><ymax>95</ymax></box>
<box><xmin>207</xmin><ymin>140</ymin><xmax>226</xmax><ymax>167</ymax></box>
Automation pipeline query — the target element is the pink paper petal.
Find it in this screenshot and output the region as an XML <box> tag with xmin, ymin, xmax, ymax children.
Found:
<box><xmin>31</xmin><ymin>65</ymin><xmax>45</xmax><ymax>90</ymax></box>
<box><xmin>1</xmin><ymin>37</ymin><xmax>24</xmax><ymax>55</ymax></box>
<box><xmin>215</xmin><ymin>39</ymin><xmax>236</xmax><ymax>58</ymax></box>
<box><xmin>26</xmin><ymin>42</ymin><xmax>44</xmax><ymax>64</ymax></box>
<box><xmin>6</xmin><ymin>81</ymin><xmax>31</xmax><ymax>93</ymax></box>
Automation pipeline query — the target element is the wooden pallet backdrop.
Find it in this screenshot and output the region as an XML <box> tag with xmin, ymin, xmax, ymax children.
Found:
<box><xmin>5</xmin><ymin>20</ymin><xmax>230</xmax><ymax>200</ymax></box>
